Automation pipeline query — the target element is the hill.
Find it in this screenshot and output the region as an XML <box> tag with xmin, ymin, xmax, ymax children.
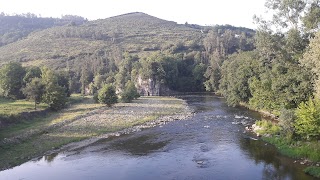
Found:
<box><xmin>0</xmin><ymin>12</ymin><xmax>206</xmax><ymax>69</ymax></box>
<box><xmin>0</xmin><ymin>13</ymin><xmax>87</xmax><ymax>47</ymax></box>
<box><xmin>0</xmin><ymin>12</ymin><xmax>255</xmax><ymax>94</ymax></box>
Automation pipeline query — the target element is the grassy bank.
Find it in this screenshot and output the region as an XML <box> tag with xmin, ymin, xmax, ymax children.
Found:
<box><xmin>0</xmin><ymin>95</ymin><xmax>190</xmax><ymax>170</ymax></box>
<box><xmin>0</xmin><ymin>97</ymin><xmax>48</xmax><ymax>126</ymax></box>
<box><xmin>263</xmin><ymin>136</ymin><xmax>320</xmax><ymax>178</ymax></box>
<box><xmin>253</xmin><ymin>120</ymin><xmax>320</xmax><ymax>178</ymax></box>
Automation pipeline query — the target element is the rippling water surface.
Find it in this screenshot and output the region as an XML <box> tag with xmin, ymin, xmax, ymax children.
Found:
<box><xmin>0</xmin><ymin>95</ymin><xmax>315</xmax><ymax>180</ymax></box>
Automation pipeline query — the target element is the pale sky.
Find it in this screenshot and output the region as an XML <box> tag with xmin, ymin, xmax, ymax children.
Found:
<box><xmin>0</xmin><ymin>0</ymin><xmax>267</xmax><ymax>29</ymax></box>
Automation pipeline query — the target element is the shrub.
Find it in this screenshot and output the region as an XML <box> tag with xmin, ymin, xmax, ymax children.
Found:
<box><xmin>279</xmin><ymin>108</ymin><xmax>295</xmax><ymax>140</ymax></box>
<box><xmin>304</xmin><ymin>166</ymin><xmax>320</xmax><ymax>178</ymax></box>
<box><xmin>42</xmin><ymin>84</ymin><xmax>67</xmax><ymax>111</ymax></box>
<box><xmin>255</xmin><ymin>120</ymin><xmax>281</xmax><ymax>135</ymax></box>
<box><xmin>121</xmin><ymin>81</ymin><xmax>140</xmax><ymax>103</ymax></box>
<box><xmin>98</xmin><ymin>84</ymin><xmax>117</xmax><ymax>106</ymax></box>
<box><xmin>295</xmin><ymin>98</ymin><xmax>320</xmax><ymax>140</ymax></box>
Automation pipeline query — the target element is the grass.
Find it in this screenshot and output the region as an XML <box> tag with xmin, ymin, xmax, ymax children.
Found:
<box><xmin>255</xmin><ymin>119</ymin><xmax>320</xmax><ymax>178</ymax></box>
<box><xmin>0</xmin><ymin>95</ymin><xmax>189</xmax><ymax>170</ymax></box>
<box><xmin>262</xmin><ymin>136</ymin><xmax>320</xmax><ymax>162</ymax></box>
<box><xmin>0</xmin><ymin>97</ymin><xmax>47</xmax><ymax>116</ymax></box>
<box><xmin>0</xmin><ymin>95</ymin><xmax>103</xmax><ymax>140</ymax></box>
<box><xmin>255</xmin><ymin>120</ymin><xmax>281</xmax><ymax>135</ymax></box>
<box><xmin>255</xmin><ymin>120</ymin><xmax>320</xmax><ymax>162</ymax></box>
<box><xmin>0</xmin><ymin>97</ymin><xmax>48</xmax><ymax>127</ymax></box>
<box><xmin>304</xmin><ymin>166</ymin><xmax>320</xmax><ymax>178</ymax></box>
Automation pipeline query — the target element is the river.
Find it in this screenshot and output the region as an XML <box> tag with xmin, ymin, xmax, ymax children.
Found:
<box><xmin>0</xmin><ymin>94</ymin><xmax>316</xmax><ymax>180</ymax></box>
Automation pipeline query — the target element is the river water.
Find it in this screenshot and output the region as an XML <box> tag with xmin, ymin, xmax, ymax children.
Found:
<box><xmin>0</xmin><ymin>95</ymin><xmax>316</xmax><ymax>180</ymax></box>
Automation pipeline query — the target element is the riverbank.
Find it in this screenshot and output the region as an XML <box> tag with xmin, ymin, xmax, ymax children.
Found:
<box><xmin>247</xmin><ymin>121</ymin><xmax>320</xmax><ymax>178</ymax></box>
<box><xmin>0</xmin><ymin>97</ymin><xmax>48</xmax><ymax>127</ymax></box>
<box><xmin>0</xmin><ymin>96</ymin><xmax>193</xmax><ymax>170</ymax></box>
<box><xmin>240</xmin><ymin>97</ymin><xmax>320</xmax><ymax>178</ymax></box>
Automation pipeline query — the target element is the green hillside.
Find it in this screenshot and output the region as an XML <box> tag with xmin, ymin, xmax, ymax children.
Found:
<box><xmin>0</xmin><ymin>12</ymin><xmax>255</xmax><ymax>94</ymax></box>
<box><xmin>0</xmin><ymin>13</ymin><xmax>87</xmax><ymax>47</ymax></box>
<box><xmin>0</xmin><ymin>12</ymin><xmax>205</xmax><ymax>69</ymax></box>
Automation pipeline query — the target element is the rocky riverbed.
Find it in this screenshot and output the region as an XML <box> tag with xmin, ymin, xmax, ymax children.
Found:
<box><xmin>0</xmin><ymin>96</ymin><xmax>193</xmax><ymax>170</ymax></box>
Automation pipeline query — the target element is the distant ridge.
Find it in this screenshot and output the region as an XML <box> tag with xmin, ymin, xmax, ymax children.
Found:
<box><xmin>110</xmin><ymin>12</ymin><xmax>150</xmax><ymax>18</ymax></box>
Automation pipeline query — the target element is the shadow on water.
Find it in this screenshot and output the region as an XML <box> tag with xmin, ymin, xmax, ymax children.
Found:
<box><xmin>107</xmin><ymin>134</ymin><xmax>170</xmax><ymax>156</ymax></box>
<box><xmin>44</xmin><ymin>152</ymin><xmax>59</xmax><ymax>163</ymax></box>
<box><xmin>239</xmin><ymin>138</ymin><xmax>316</xmax><ymax>180</ymax></box>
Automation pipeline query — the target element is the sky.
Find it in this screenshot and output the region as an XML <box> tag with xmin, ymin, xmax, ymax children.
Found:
<box><xmin>0</xmin><ymin>0</ymin><xmax>267</xmax><ymax>29</ymax></box>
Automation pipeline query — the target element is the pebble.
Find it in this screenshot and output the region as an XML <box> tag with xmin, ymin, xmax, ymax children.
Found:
<box><xmin>196</xmin><ymin>160</ymin><xmax>204</xmax><ymax>165</ymax></box>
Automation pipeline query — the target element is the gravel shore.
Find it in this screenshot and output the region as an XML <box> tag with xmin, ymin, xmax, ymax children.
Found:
<box><xmin>57</xmin><ymin>96</ymin><xmax>194</xmax><ymax>151</ymax></box>
<box><xmin>0</xmin><ymin>96</ymin><xmax>193</xmax><ymax>170</ymax></box>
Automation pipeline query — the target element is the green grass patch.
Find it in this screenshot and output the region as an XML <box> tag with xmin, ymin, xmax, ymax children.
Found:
<box><xmin>256</xmin><ymin>119</ymin><xmax>320</xmax><ymax>162</ymax></box>
<box><xmin>263</xmin><ymin>136</ymin><xmax>320</xmax><ymax>162</ymax></box>
<box><xmin>0</xmin><ymin>97</ymin><xmax>47</xmax><ymax>116</ymax></box>
<box><xmin>256</xmin><ymin>119</ymin><xmax>320</xmax><ymax>179</ymax></box>
<box><xmin>304</xmin><ymin>166</ymin><xmax>320</xmax><ymax>178</ymax></box>
<box><xmin>255</xmin><ymin>120</ymin><xmax>281</xmax><ymax>135</ymax></box>
<box><xmin>0</xmin><ymin>95</ymin><xmax>101</xmax><ymax>139</ymax></box>
<box><xmin>0</xmin><ymin>97</ymin><xmax>49</xmax><ymax>126</ymax></box>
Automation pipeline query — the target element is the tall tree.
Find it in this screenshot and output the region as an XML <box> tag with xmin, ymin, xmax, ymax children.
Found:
<box><xmin>23</xmin><ymin>66</ymin><xmax>41</xmax><ymax>83</ymax></box>
<box><xmin>265</xmin><ymin>0</ymin><xmax>306</xmax><ymax>29</ymax></box>
<box><xmin>41</xmin><ymin>67</ymin><xmax>67</xmax><ymax>110</ymax></box>
<box><xmin>80</xmin><ymin>61</ymin><xmax>92</xmax><ymax>95</ymax></box>
<box><xmin>121</xmin><ymin>81</ymin><xmax>140</xmax><ymax>103</ymax></box>
<box><xmin>300</xmin><ymin>31</ymin><xmax>320</xmax><ymax>97</ymax></box>
<box><xmin>22</xmin><ymin>77</ymin><xmax>45</xmax><ymax>110</ymax></box>
<box><xmin>303</xmin><ymin>1</ymin><xmax>320</xmax><ymax>31</ymax></box>
<box><xmin>0</xmin><ymin>62</ymin><xmax>26</xmax><ymax>99</ymax></box>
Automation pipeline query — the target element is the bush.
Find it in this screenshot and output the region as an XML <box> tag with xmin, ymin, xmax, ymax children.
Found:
<box><xmin>279</xmin><ymin>108</ymin><xmax>295</xmax><ymax>140</ymax></box>
<box><xmin>304</xmin><ymin>166</ymin><xmax>320</xmax><ymax>178</ymax></box>
<box><xmin>255</xmin><ymin>120</ymin><xmax>281</xmax><ymax>135</ymax></box>
<box><xmin>121</xmin><ymin>81</ymin><xmax>140</xmax><ymax>103</ymax></box>
<box><xmin>42</xmin><ymin>84</ymin><xmax>67</xmax><ymax>111</ymax></box>
<box><xmin>98</xmin><ymin>84</ymin><xmax>117</xmax><ymax>106</ymax></box>
<box><xmin>295</xmin><ymin>98</ymin><xmax>320</xmax><ymax>140</ymax></box>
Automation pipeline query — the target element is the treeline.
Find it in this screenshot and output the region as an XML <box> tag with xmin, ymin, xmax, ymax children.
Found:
<box><xmin>0</xmin><ymin>12</ymin><xmax>87</xmax><ymax>46</ymax></box>
<box><xmin>0</xmin><ymin>23</ymin><xmax>255</xmax><ymax>112</ymax></box>
<box><xmin>0</xmin><ymin>62</ymin><xmax>140</xmax><ymax>109</ymax></box>
<box><xmin>206</xmin><ymin>0</ymin><xmax>320</xmax><ymax>141</ymax></box>
<box><xmin>0</xmin><ymin>63</ymin><xmax>69</xmax><ymax>110</ymax></box>
<box><xmin>74</xmin><ymin>25</ymin><xmax>255</xmax><ymax>96</ymax></box>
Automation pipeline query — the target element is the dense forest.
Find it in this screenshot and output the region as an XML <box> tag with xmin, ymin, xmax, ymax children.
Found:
<box><xmin>0</xmin><ymin>1</ymin><xmax>319</xmax><ymax>142</ymax></box>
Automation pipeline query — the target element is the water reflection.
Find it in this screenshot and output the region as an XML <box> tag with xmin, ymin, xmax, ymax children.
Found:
<box><xmin>44</xmin><ymin>152</ymin><xmax>58</xmax><ymax>163</ymax></box>
<box><xmin>239</xmin><ymin>133</ymin><xmax>314</xmax><ymax>180</ymax></box>
<box><xmin>109</xmin><ymin>134</ymin><xmax>170</xmax><ymax>156</ymax></box>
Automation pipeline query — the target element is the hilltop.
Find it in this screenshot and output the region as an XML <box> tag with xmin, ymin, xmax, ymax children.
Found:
<box><xmin>0</xmin><ymin>12</ymin><xmax>208</xmax><ymax>69</ymax></box>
